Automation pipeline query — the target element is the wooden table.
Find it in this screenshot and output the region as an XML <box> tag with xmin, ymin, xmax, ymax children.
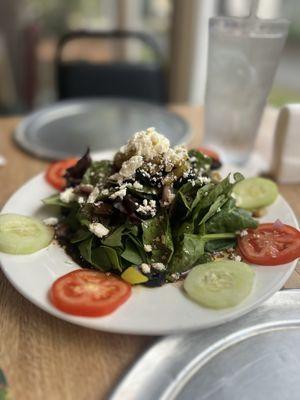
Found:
<box><xmin>0</xmin><ymin>107</ymin><xmax>300</xmax><ymax>400</ymax></box>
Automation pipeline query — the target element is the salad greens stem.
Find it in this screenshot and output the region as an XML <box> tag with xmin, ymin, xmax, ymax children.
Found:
<box><xmin>202</xmin><ymin>233</ymin><xmax>236</xmax><ymax>241</ymax></box>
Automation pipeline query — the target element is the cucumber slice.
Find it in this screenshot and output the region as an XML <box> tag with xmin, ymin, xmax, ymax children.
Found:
<box><xmin>232</xmin><ymin>177</ymin><xmax>278</xmax><ymax>211</ymax></box>
<box><xmin>184</xmin><ymin>260</ymin><xmax>254</xmax><ymax>309</ymax></box>
<box><xmin>0</xmin><ymin>214</ymin><xmax>54</xmax><ymax>255</ymax></box>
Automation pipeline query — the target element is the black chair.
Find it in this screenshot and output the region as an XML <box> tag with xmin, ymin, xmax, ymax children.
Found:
<box><xmin>55</xmin><ymin>30</ymin><xmax>167</xmax><ymax>103</ymax></box>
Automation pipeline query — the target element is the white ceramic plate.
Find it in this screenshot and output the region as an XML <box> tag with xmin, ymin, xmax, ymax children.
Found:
<box><xmin>0</xmin><ymin>170</ymin><xmax>298</xmax><ymax>335</ymax></box>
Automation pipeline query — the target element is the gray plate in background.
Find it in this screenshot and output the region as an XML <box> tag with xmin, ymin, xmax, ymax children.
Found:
<box><xmin>110</xmin><ymin>290</ymin><xmax>300</xmax><ymax>400</ymax></box>
<box><xmin>14</xmin><ymin>98</ymin><xmax>190</xmax><ymax>160</ymax></box>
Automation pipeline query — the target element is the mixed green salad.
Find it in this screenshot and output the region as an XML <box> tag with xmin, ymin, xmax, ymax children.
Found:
<box><xmin>44</xmin><ymin>127</ymin><xmax>258</xmax><ymax>287</ymax></box>
<box><xmin>2</xmin><ymin>127</ymin><xmax>300</xmax><ymax>316</ymax></box>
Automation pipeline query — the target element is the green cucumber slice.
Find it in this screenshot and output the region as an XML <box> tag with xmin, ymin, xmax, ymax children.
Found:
<box><xmin>232</xmin><ymin>177</ymin><xmax>278</xmax><ymax>211</ymax></box>
<box><xmin>0</xmin><ymin>214</ymin><xmax>54</xmax><ymax>255</ymax></box>
<box><xmin>184</xmin><ymin>260</ymin><xmax>254</xmax><ymax>309</ymax></box>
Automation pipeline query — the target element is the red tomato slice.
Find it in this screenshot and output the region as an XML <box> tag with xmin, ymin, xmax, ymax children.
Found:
<box><xmin>238</xmin><ymin>223</ymin><xmax>300</xmax><ymax>266</ymax></box>
<box><xmin>45</xmin><ymin>158</ymin><xmax>78</xmax><ymax>190</ymax></box>
<box><xmin>196</xmin><ymin>147</ymin><xmax>220</xmax><ymax>161</ymax></box>
<box><xmin>50</xmin><ymin>270</ymin><xmax>131</xmax><ymax>317</ymax></box>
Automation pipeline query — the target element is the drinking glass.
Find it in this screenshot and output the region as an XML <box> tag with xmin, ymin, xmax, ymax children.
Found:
<box><xmin>203</xmin><ymin>15</ymin><xmax>290</xmax><ymax>165</ymax></box>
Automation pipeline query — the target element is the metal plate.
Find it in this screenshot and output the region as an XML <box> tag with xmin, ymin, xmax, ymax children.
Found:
<box><xmin>110</xmin><ymin>290</ymin><xmax>300</xmax><ymax>400</ymax></box>
<box><xmin>14</xmin><ymin>98</ymin><xmax>190</xmax><ymax>160</ymax></box>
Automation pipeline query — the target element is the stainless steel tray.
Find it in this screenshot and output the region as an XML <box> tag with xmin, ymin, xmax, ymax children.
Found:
<box><xmin>110</xmin><ymin>290</ymin><xmax>300</xmax><ymax>400</ymax></box>
<box><xmin>14</xmin><ymin>98</ymin><xmax>190</xmax><ymax>160</ymax></box>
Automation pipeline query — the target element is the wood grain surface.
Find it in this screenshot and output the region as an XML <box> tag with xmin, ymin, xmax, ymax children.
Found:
<box><xmin>0</xmin><ymin>107</ymin><xmax>299</xmax><ymax>400</ymax></box>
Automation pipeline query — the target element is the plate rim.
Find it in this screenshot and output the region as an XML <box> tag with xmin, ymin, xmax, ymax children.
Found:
<box><xmin>0</xmin><ymin>172</ymin><xmax>299</xmax><ymax>335</ymax></box>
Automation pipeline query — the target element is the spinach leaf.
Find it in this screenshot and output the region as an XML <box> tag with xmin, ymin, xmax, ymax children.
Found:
<box><xmin>92</xmin><ymin>246</ymin><xmax>122</xmax><ymax>272</ymax></box>
<box><xmin>43</xmin><ymin>194</ymin><xmax>70</xmax><ymax>208</ymax></box>
<box><xmin>82</xmin><ymin>160</ymin><xmax>113</xmax><ymax>186</ymax></box>
<box><xmin>121</xmin><ymin>238</ymin><xmax>144</xmax><ymax>265</ymax></box>
<box><xmin>169</xmin><ymin>233</ymin><xmax>206</xmax><ymax>273</ymax></box>
<box><xmin>169</xmin><ymin>232</ymin><xmax>235</xmax><ymax>273</ymax></box>
<box><xmin>205</xmin><ymin>238</ymin><xmax>237</xmax><ymax>252</ymax></box>
<box><xmin>102</xmin><ymin>226</ymin><xmax>125</xmax><ymax>247</ymax></box>
<box><xmin>190</xmin><ymin>183</ymin><xmax>214</xmax><ymax>210</ymax></box>
<box><xmin>142</xmin><ymin>212</ymin><xmax>174</xmax><ymax>264</ymax></box>
<box><xmin>206</xmin><ymin>198</ymin><xmax>258</xmax><ymax>233</ymax></box>
<box><xmin>197</xmin><ymin>194</ymin><xmax>228</xmax><ymax>226</ymax></box>
<box><xmin>70</xmin><ymin>227</ymin><xmax>92</xmax><ymax>243</ymax></box>
<box><xmin>78</xmin><ymin>237</ymin><xmax>94</xmax><ymax>264</ymax></box>
<box><xmin>64</xmin><ymin>203</ymin><xmax>81</xmax><ymax>230</ymax></box>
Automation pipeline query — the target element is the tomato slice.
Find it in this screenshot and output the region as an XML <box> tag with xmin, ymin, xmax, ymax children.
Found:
<box><xmin>45</xmin><ymin>158</ymin><xmax>78</xmax><ymax>190</ymax></box>
<box><xmin>50</xmin><ymin>270</ymin><xmax>131</xmax><ymax>317</ymax></box>
<box><xmin>196</xmin><ymin>147</ymin><xmax>220</xmax><ymax>161</ymax></box>
<box><xmin>238</xmin><ymin>223</ymin><xmax>300</xmax><ymax>266</ymax></box>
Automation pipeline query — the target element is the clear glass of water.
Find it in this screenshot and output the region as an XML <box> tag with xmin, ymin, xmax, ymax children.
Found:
<box><xmin>203</xmin><ymin>16</ymin><xmax>290</xmax><ymax>165</ymax></box>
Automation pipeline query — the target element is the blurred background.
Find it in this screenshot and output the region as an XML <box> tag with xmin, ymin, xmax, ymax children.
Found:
<box><xmin>0</xmin><ymin>0</ymin><xmax>299</xmax><ymax>115</ymax></box>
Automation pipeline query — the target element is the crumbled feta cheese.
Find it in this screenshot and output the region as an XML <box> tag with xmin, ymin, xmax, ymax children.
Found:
<box><xmin>144</xmin><ymin>244</ymin><xmax>152</xmax><ymax>252</ymax></box>
<box><xmin>109</xmin><ymin>187</ymin><xmax>127</xmax><ymax>200</ymax></box>
<box><xmin>101</xmin><ymin>189</ymin><xmax>109</xmax><ymax>196</ymax></box>
<box><xmin>87</xmin><ymin>187</ymin><xmax>99</xmax><ymax>203</ymax></box>
<box><xmin>77</xmin><ymin>196</ymin><xmax>85</xmax><ymax>204</ymax></box>
<box><xmin>59</xmin><ymin>188</ymin><xmax>76</xmax><ymax>203</ymax></box>
<box><xmin>163</xmin><ymin>145</ymin><xmax>188</xmax><ymax>172</ymax></box>
<box><xmin>119</xmin><ymin>155</ymin><xmax>143</xmax><ymax>178</ymax></box>
<box><xmin>120</xmin><ymin>128</ymin><xmax>170</xmax><ymax>160</ymax></box>
<box><xmin>198</xmin><ymin>176</ymin><xmax>211</xmax><ymax>184</ymax></box>
<box><xmin>89</xmin><ymin>223</ymin><xmax>109</xmax><ymax>238</ymax></box>
<box><xmin>171</xmin><ymin>272</ymin><xmax>180</xmax><ymax>281</ymax></box>
<box><xmin>136</xmin><ymin>199</ymin><xmax>156</xmax><ymax>217</ymax></box>
<box><xmin>43</xmin><ymin>217</ymin><xmax>58</xmax><ymax>226</ymax></box>
<box><xmin>141</xmin><ymin>263</ymin><xmax>151</xmax><ymax>274</ymax></box>
<box><xmin>228</xmin><ymin>252</ymin><xmax>242</xmax><ymax>262</ymax></box>
<box><xmin>152</xmin><ymin>263</ymin><xmax>166</xmax><ymax>271</ymax></box>
<box><xmin>133</xmin><ymin>181</ymin><xmax>143</xmax><ymax>190</ymax></box>
<box><xmin>238</xmin><ymin>229</ymin><xmax>248</xmax><ymax>237</ymax></box>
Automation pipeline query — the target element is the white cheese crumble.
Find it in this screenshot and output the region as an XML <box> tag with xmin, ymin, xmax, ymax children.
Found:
<box><xmin>87</xmin><ymin>187</ymin><xmax>99</xmax><ymax>203</ymax></box>
<box><xmin>133</xmin><ymin>181</ymin><xmax>143</xmax><ymax>190</ymax></box>
<box><xmin>43</xmin><ymin>217</ymin><xmax>58</xmax><ymax>226</ymax></box>
<box><xmin>163</xmin><ymin>145</ymin><xmax>188</xmax><ymax>172</ymax></box>
<box><xmin>141</xmin><ymin>263</ymin><xmax>151</xmax><ymax>274</ymax></box>
<box><xmin>229</xmin><ymin>254</ymin><xmax>242</xmax><ymax>262</ymax></box>
<box><xmin>78</xmin><ymin>196</ymin><xmax>85</xmax><ymax>204</ymax></box>
<box><xmin>136</xmin><ymin>199</ymin><xmax>156</xmax><ymax>217</ymax></box>
<box><xmin>152</xmin><ymin>263</ymin><xmax>166</xmax><ymax>271</ymax></box>
<box><xmin>238</xmin><ymin>229</ymin><xmax>248</xmax><ymax>237</ymax></box>
<box><xmin>144</xmin><ymin>244</ymin><xmax>152</xmax><ymax>252</ymax></box>
<box><xmin>120</xmin><ymin>127</ymin><xmax>170</xmax><ymax>160</ymax></box>
<box><xmin>89</xmin><ymin>222</ymin><xmax>109</xmax><ymax>238</ymax></box>
<box><xmin>119</xmin><ymin>155</ymin><xmax>143</xmax><ymax>178</ymax></box>
<box><xmin>59</xmin><ymin>188</ymin><xmax>76</xmax><ymax>203</ymax></box>
<box><xmin>199</xmin><ymin>176</ymin><xmax>211</xmax><ymax>184</ymax></box>
<box><xmin>109</xmin><ymin>187</ymin><xmax>127</xmax><ymax>200</ymax></box>
<box><xmin>101</xmin><ymin>189</ymin><xmax>109</xmax><ymax>196</ymax></box>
